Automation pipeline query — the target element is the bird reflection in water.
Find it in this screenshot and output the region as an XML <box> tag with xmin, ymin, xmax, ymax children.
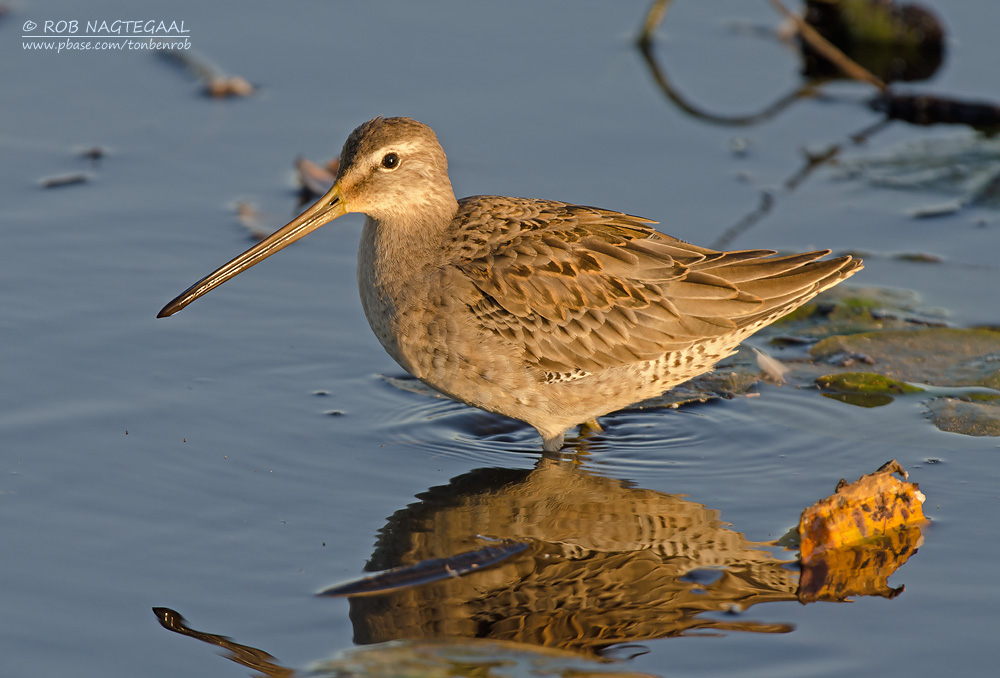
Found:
<box><xmin>154</xmin><ymin>456</ymin><xmax>926</xmax><ymax>676</ymax></box>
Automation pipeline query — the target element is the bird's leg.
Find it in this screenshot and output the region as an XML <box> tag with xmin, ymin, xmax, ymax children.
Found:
<box><xmin>542</xmin><ymin>432</ymin><xmax>565</xmax><ymax>453</ymax></box>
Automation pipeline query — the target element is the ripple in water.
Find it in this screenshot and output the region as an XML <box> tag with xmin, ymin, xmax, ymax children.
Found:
<box><xmin>747</xmin><ymin>383</ymin><xmax>999</xmax><ymax>452</ymax></box>
<box><xmin>372</xmin><ymin>375</ymin><xmax>543</xmax><ymax>467</ymax></box>
<box><xmin>370</xmin><ymin>374</ymin><xmax>774</xmax><ymax>475</ymax></box>
<box><xmin>356</xmin><ymin>371</ymin><xmax>990</xmax><ymax>486</ymax></box>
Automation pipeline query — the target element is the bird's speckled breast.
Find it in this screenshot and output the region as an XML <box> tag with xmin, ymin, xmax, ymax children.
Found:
<box><xmin>356</xmin><ymin>217</ymin><xmax>412</xmax><ymax>372</ymax></box>
<box><xmin>356</xmin><ymin>214</ymin><xmax>543</xmax><ymax>415</ymax></box>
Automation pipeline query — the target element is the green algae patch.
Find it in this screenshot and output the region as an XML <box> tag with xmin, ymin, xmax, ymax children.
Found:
<box><xmin>806</xmin><ymin>327</ymin><xmax>1000</xmax><ymax>436</ymax></box>
<box><xmin>816</xmin><ymin>372</ymin><xmax>923</xmax><ymax>395</ymax></box>
<box><xmin>771</xmin><ymin>295</ymin><xmax>880</xmax><ymax>334</ymax></box>
<box><xmin>807</xmin><ymin>0</ymin><xmax>943</xmax><ymax>49</ymax></box>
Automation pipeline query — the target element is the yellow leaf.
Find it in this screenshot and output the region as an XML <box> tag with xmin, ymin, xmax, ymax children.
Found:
<box><xmin>799</xmin><ymin>459</ymin><xmax>926</xmax><ymax>561</ymax></box>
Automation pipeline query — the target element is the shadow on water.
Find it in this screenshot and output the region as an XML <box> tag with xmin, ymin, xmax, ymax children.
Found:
<box><xmin>154</xmin><ymin>456</ymin><xmax>922</xmax><ymax>674</ymax></box>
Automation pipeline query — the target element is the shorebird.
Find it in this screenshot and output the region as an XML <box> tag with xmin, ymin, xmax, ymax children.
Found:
<box><xmin>159</xmin><ymin>117</ymin><xmax>862</xmax><ymax>451</ymax></box>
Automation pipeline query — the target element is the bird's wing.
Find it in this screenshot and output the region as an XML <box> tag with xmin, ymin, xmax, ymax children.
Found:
<box><xmin>452</xmin><ymin>197</ymin><xmax>771</xmax><ymax>375</ymax></box>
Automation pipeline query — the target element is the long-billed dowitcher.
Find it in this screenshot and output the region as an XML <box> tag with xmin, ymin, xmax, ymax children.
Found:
<box><xmin>159</xmin><ymin>117</ymin><xmax>862</xmax><ymax>451</ymax></box>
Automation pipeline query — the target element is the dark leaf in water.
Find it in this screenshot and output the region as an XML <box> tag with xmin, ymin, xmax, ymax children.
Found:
<box><xmin>801</xmin><ymin>0</ymin><xmax>945</xmax><ymax>82</ymax></box>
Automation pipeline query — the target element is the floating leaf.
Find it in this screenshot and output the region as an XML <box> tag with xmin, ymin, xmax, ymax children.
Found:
<box><xmin>798</xmin><ymin>460</ymin><xmax>926</xmax><ymax>565</ymax></box>
<box><xmin>797</xmin><ymin>460</ymin><xmax>926</xmax><ymax>601</ymax></box>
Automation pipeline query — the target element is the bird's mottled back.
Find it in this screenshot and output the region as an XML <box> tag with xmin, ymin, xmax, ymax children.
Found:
<box><xmin>440</xmin><ymin>195</ymin><xmax>860</xmax><ymax>385</ymax></box>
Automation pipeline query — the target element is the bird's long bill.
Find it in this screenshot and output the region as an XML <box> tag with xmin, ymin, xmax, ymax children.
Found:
<box><xmin>157</xmin><ymin>183</ymin><xmax>347</xmax><ymax>318</ymax></box>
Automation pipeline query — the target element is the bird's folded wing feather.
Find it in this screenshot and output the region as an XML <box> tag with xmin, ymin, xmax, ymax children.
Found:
<box><xmin>451</xmin><ymin>198</ymin><xmax>770</xmax><ymax>374</ymax></box>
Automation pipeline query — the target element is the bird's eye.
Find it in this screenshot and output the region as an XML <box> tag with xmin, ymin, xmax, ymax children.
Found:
<box><xmin>380</xmin><ymin>152</ymin><xmax>400</xmax><ymax>170</ymax></box>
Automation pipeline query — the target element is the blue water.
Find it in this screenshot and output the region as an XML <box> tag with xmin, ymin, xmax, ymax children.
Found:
<box><xmin>3</xmin><ymin>1</ymin><xmax>999</xmax><ymax>676</ymax></box>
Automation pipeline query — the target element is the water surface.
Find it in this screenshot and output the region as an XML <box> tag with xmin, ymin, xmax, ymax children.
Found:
<box><xmin>3</xmin><ymin>1</ymin><xmax>999</xmax><ymax>676</ymax></box>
